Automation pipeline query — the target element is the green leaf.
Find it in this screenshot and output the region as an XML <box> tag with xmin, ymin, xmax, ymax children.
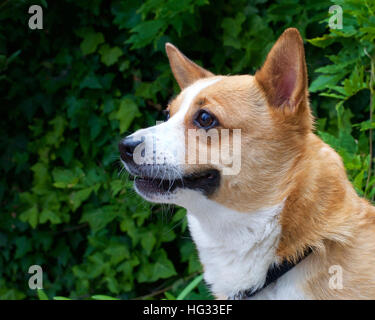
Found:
<box><xmin>53</xmin><ymin>296</ymin><xmax>72</xmax><ymax>300</ymax></box>
<box><xmin>57</xmin><ymin>140</ymin><xmax>77</xmax><ymax>166</ymax></box>
<box><xmin>353</xmin><ymin>170</ymin><xmax>365</xmax><ymax>191</ymax></box>
<box><xmin>126</xmin><ymin>20</ymin><xmax>166</xmax><ymax>49</ymax></box>
<box><xmin>80</xmin><ymin>32</ymin><xmax>105</xmax><ymax>55</ymax></box>
<box><xmin>171</xmin><ymin>208</ymin><xmax>186</xmax><ymax>223</ymax></box>
<box><xmin>46</xmin><ymin>116</ymin><xmax>66</xmax><ymax>147</ymax></box>
<box><xmin>31</xmin><ymin>162</ymin><xmax>50</xmax><ymax>193</ymax></box>
<box><xmin>19</xmin><ymin>206</ymin><xmax>39</xmax><ymax>229</ymax></box>
<box><xmin>88</xmin><ymin>115</ymin><xmax>105</xmax><ymax>140</ymax></box>
<box><xmin>110</xmin><ymin>180</ymin><xmax>123</xmax><ymax>197</ymax></box>
<box><xmin>110</xmin><ymin>98</ymin><xmax>139</xmax><ymax>133</ymax></box>
<box><xmin>80</xmin><ymin>72</ymin><xmax>103</xmax><ymax>89</ymax></box>
<box><xmin>176</xmin><ymin>274</ymin><xmax>204</xmax><ymax>300</ymax></box>
<box><xmin>52</xmin><ymin>167</ymin><xmax>84</xmax><ymax>189</ymax></box>
<box><xmin>307</xmin><ymin>34</ymin><xmax>335</xmax><ymax>48</ymax></box>
<box><xmin>39</xmin><ymin>209</ymin><xmax>62</xmax><ymax>224</ymax></box>
<box><xmin>314</xmin><ymin>61</ymin><xmax>355</xmax><ymax>75</ymax></box>
<box><xmin>359</xmin><ymin>120</ymin><xmax>375</xmax><ymax>131</ymax></box>
<box><xmin>70</xmin><ymin>187</ymin><xmax>94</xmax><ymax>211</ymax></box>
<box><xmin>180</xmin><ymin>240</ymin><xmax>201</xmax><ymax>273</ymax></box>
<box><xmin>338</xmin><ymin>130</ymin><xmax>357</xmax><ymax>155</ymax></box>
<box><xmin>105</xmin><ymin>244</ymin><xmax>130</xmax><ymax>264</ymax></box>
<box><xmin>152</xmin><ymin>249</ymin><xmax>177</xmax><ymax>280</ymax></box>
<box><xmin>221</xmin><ymin>12</ymin><xmax>246</xmax><ymax>49</ymax></box>
<box><xmin>80</xmin><ymin>206</ymin><xmax>118</xmax><ymax>232</ymax></box>
<box><xmin>14</xmin><ymin>237</ymin><xmax>32</xmax><ymax>259</ymax></box>
<box><xmin>99</xmin><ymin>45</ymin><xmax>123</xmax><ymax>66</ymax></box>
<box><xmin>92</xmin><ymin>295</ymin><xmax>120</xmax><ymax>300</ymax></box>
<box><xmin>164</xmin><ymin>292</ymin><xmax>176</xmax><ymax>300</ymax></box>
<box><xmin>37</xmin><ymin>290</ymin><xmax>49</xmax><ymax>300</ymax></box>
<box><xmin>319</xmin><ymin>92</ymin><xmax>346</xmax><ymax>100</ymax></box>
<box><xmin>111</xmin><ymin>0</ymin><xmax>141</xmax><ymax>29</ymax></box>
<box><xmin>141</xmin><ymin>232</ymin><xmax>156</xmax><ymax>255</ymax></box>
<box><xmin>309</xmin><ymin>73</ymin><xmax>347</xmax><ymax>93</ymax></box>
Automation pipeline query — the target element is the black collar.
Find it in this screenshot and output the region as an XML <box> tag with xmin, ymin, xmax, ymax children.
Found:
<box><xmin>229</xmin><ymin>247</ymin><xmax>313</xmax><ymax>300</ymax></box>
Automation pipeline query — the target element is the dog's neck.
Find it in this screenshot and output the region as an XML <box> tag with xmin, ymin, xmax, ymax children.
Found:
<box><xmin>183</xmin><ymin>191</ymin><xmax>284</xmax><ymax>298</ymax></box>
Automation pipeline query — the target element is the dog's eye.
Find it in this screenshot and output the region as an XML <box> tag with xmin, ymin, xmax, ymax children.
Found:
<box><xmin>194</xmin><ymin>110</ymin><xmax>217</xmax><ymax>129</ymax></box>
<box><xmin>163</xmin><ymin>110</ymin><xmax>170</xmax><ymax>121</ymax></box>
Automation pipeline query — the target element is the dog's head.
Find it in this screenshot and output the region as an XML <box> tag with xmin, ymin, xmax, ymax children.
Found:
<box><xmin>119</xmin><ymin>28</ymin><xmax>312</xmax><ymax>212</ymax></box>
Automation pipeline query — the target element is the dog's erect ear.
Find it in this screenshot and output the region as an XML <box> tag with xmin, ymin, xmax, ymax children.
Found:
<box><xmin>165</xmin><ymin>43</ymin><xmax>214</xmax><ymax>89</ymax></box>
<box><xmin>255</xmin><ymin>28</ymin><xmax>308</xmax><ymax>112</ymax></box>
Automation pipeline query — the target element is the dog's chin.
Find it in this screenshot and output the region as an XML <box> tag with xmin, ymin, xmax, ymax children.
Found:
<box><xmin>133</xmin><ymin>168</ymin><xmax>221</xmax><ymax>203</ymax></box>
<box><xmin>133</xmin><ymin>177</ymin><xmax>178</xmax><ymax>203</ymax></box>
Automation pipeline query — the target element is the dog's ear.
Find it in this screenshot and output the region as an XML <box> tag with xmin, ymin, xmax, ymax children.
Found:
<box><xmin>255</xmin><ymin>28</ymin><xmax>308</xmax><ymax>112</ymax></box>
<box><xmin>165</xmin><ymin>43</ymin><xmax>214</xmax><ymax>89</ymax></box>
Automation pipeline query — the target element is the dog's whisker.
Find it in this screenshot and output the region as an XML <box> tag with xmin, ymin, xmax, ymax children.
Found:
<box><xmin>117</xmin><ymin>165</ymin><xmax>125</xmax><ymax>177</ymax></box>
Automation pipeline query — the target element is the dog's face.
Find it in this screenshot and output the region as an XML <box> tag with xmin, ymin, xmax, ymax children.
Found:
<box><xmin>119</xmin><ymin>28</ymin><xmax>312</xmax><ymax>213</ymax></box>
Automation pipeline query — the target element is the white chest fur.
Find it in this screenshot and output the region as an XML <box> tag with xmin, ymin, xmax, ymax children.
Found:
<box><xmin>185</xmin><ymin>196</ymin><xmax>285</xmax><ymax>298</ymax></box>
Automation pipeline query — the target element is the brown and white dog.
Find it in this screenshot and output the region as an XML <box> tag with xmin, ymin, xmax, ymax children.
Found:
<box><xmin>119</xmin><ymin>28</ymin><xmax>375</xmax><ymax>299</ymax></box>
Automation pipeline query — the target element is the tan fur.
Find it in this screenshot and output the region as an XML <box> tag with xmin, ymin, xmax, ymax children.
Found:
<box><xmin>166</xmin><ymin>43</ymin><xmax>214</xmax><ymax>89</ymax></box>
<box><xmin>165</xmin><ymin>28</ymin><xmax>375</xmax><ymax>299</ymax></box>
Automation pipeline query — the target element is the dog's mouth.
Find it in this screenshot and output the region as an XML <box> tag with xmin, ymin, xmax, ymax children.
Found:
<box><xmin>134</xmin><ymin>169</ymin><xmax>220</xmax><ymax>197</ymax></box>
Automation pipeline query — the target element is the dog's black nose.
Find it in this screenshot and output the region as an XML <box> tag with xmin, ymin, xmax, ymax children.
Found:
<box><xmin>119</xmin><ymin>137</ymin><xmax>143</xmax><ymax>162</ymax></box>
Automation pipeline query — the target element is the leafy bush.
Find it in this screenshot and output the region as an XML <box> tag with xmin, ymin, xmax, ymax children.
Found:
<box><xmin>0</xmin><ymin>0</ymin><xmax>373</xmax><ymax>299</ymax></box>
<box><xmin>309</xmin><ymin>0</ymin><xmax>375</xmax><ymax>198</ymax></box>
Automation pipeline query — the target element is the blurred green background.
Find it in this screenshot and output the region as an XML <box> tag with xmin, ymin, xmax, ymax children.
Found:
<box><xmin>0</xmin><ymin>0</ymin><xmax>374</xmax><ymax>299</ymax></box>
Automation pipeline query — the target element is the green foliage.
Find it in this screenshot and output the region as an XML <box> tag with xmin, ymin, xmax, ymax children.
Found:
<box><xmin>0</xmin><ymin>0</ymin><xmax>374</xmax><ymax>300</ymax></box>
<box><xmin>309</xmin><ymin>0</ymin><xmax>375</xmax><ymax>198</ymax></box>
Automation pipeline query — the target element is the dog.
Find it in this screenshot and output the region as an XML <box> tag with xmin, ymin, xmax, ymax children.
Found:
<box><xmin>119</xmin><ymin>28</ymin><xmax>375</xmax><ymax>299</ymax></box>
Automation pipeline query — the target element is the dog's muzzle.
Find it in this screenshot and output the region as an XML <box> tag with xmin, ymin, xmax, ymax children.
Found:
<box><xmin>118</xmin><ymin>135</ymin><xmax>221</xmax><ymax>199</ymax></box>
